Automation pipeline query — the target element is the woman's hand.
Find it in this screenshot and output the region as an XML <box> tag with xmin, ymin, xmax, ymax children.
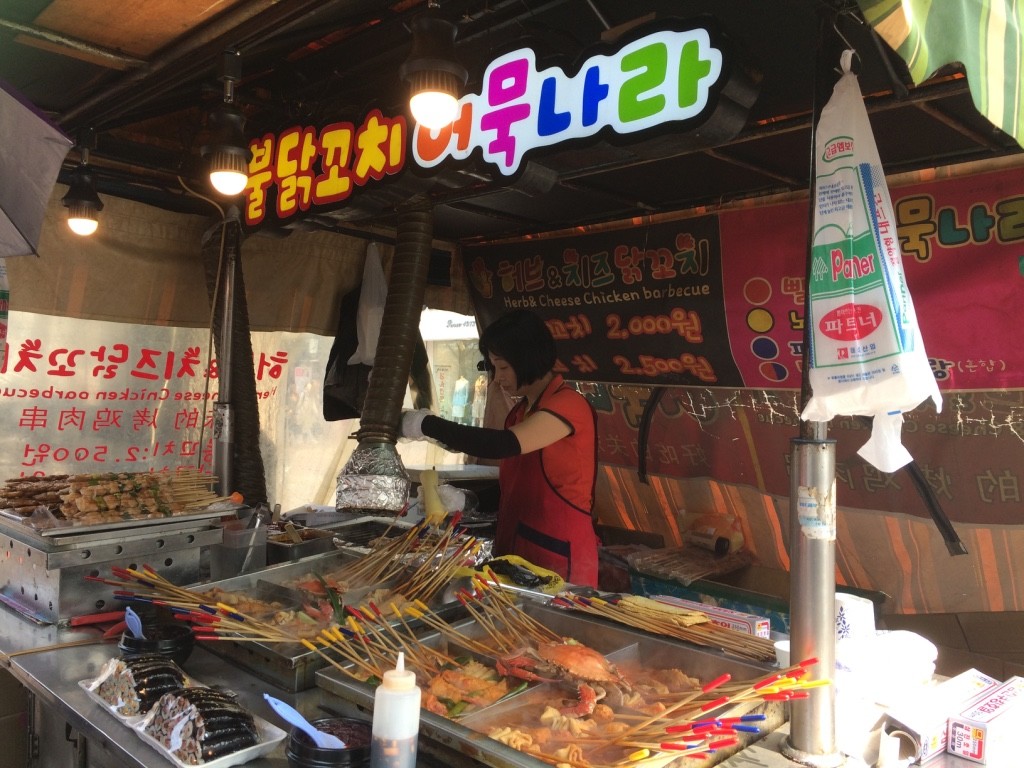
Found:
<box><xmin>400</xmin><ymin>409</ymin><xmax>432</xmax><ymax>440</ymax></box>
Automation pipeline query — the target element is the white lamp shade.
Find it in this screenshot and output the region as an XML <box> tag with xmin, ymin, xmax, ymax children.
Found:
<box><xmin>410</xmin><ymin>90</ymin><xmax>458</xmax><ymax>130</ymax></box>
<box><xmin>67</xmin><ymin>215</ymin><xmax>98</xmax><ymax>236</ymax></box>
<box><xmin>209</xmin><ymin>169</ymin><xmax>249</xmax><ymax>196</ymax></box>
<box><xmin>66</xmin><ymin>202</ymin><xmax>99</xmax><ymax>236</ymax></box>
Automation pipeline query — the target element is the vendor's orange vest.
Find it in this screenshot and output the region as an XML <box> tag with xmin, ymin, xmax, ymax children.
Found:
<box><xmin>494</xmin><ymin>375</ymin><xmax>599</xmax><ymax>586</ymax></box>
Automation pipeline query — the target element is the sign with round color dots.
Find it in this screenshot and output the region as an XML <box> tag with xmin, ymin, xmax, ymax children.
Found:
<box><xmin>746</xmin><ymin>307</ymin><xmax>774</xmax><ymax>334</ymax></box>
<box><xmin>743</xmin><ymin>277</ymin><xmax>772</xmax><ymax>305</ymax></box>
<box><xmin>759</xmin><ymin>361</ymin><xmax>790</xmax><ymax>383</ymax></box>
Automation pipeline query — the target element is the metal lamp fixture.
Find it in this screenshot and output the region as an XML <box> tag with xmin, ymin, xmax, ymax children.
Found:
<box><xmin>202</xmin><ymin>50</ymin><xmax>251</xmax><ymax>197</ymax></box>
<box><xmin>62</xmin><ymin>130</ymin><xmax>103</xmax><ymax>236</ymax></box>
<box><xmin>399</xmin><ymin>1</ymin><xmax>468</xmax><ymax>130</ymax></box>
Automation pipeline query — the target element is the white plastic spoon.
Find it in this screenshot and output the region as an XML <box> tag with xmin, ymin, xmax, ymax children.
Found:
<box><xmin>263</xmin><ymin>694</ymin><xmax>346</xmax><ymax>748</ymax></box>
<box><xmin>124</xmin><ymin>606</ymin><xmax>146</xmax><ymax>640</ymax></box>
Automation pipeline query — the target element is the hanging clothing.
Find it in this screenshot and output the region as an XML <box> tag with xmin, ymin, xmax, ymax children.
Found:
<box><xmin>494</xmin><ymin>374</ymin><xmax>599</xmax><ymax>586</ymax></box>
<box><xmin>471</xmin><ymin>375</ymin><xmax>488</xmax><ymax>424</ymax></box>
<box><xmin>452</xmin><ymin>376</ymin><xmax>470</xmax><ymax>419</ymax></box>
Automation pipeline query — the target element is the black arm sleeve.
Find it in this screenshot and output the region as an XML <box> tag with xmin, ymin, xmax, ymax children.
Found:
<box><xmin>420</xmin><ymin>415</ymin><xmax>522</xmax><ymax>459</ymax></box>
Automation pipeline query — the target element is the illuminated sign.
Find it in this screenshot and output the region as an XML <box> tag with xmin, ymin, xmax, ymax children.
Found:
<box><xmin>244</xmin><ymin>20</ymin><xmax>731</xmax><ymax>226</ymax></box>
<box><xmin>413</xmin><ymin>22</ymin><xmax>726</xmax><ymax>176</ymax></box>
<box><xmin>245</xmin><ymin>110</ymin><xmax>407</xmax><ymax>226</ymax></box>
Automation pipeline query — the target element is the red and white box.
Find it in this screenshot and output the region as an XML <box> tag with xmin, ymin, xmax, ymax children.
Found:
<box><xmin>651</xmin><ymin>595</ymin><xmax>771</xmax><ymax>638</ymax></box>
<box><xmin>883</xmin><ymin>668</ymin><xmax>1000</xmax><ymax>764</ymax></box>
<box><xmin>946</xmin><ymin>675</ymin><xmax>1024</xmax><ymax>764</ymax></box>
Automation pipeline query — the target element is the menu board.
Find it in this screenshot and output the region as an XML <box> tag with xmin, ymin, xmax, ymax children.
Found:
<box><xmin>464</xmin><ymin>215</ymin><xmax>743</xmax><ymax>386</ymax></box>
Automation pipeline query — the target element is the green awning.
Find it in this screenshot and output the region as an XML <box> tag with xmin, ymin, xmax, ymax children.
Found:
<box><xmin>857</xmin><ymin>0</ymin><xmax>1024</xmax><ymax>146</ymax></box>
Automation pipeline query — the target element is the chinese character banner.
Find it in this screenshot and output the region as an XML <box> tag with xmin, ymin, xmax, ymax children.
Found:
<box><xmin>466</xmin><ymin>165</ymin><xmax>1024</xmax><ymax>392</ymax></box>
<box><xmin>0</xmin><ymin>313</ymin><xmax>349</xmax><ymax>510</ymax></box>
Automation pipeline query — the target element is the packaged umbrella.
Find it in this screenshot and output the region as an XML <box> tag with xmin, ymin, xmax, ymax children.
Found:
<box><xmin>801</xmin><ymin>50</ymin><xmax>941</xmax><ymax>472</ymax></box>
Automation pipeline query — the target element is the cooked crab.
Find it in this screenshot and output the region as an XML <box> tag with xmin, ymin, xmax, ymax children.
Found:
<box><xmin>496</xmin><ymin>639</ymin><xmax>630</xmax><ymax>716</ymax></box>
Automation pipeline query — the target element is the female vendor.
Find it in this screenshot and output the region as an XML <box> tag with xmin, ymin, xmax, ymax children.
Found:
<box><xmin>401</xmin><ymin>309</ymin><xmax>600</xmax><ymax>587</ymax></box>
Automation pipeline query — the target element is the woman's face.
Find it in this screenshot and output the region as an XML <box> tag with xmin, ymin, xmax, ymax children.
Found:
<box><xmin>487</xmin><ymin>353</ymin><xmax>521</xmax><ymax>396</ymax></box>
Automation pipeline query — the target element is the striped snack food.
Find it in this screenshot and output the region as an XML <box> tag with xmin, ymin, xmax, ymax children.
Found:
<box><xmin>95</xmin><ymin>654</ymin><xmax>187</xmax><ymax>716</ymax></box>
<box><xmin>144</xmin><ymin>687</ymin><xmax>259</xmax><ymax>765</ymax></box>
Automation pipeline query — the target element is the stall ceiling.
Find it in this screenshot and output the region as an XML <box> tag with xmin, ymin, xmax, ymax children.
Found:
<box><xmin>1</xmin><ymin>0</ymin><xmax>1020</xmax><ymax>244</ymax></box>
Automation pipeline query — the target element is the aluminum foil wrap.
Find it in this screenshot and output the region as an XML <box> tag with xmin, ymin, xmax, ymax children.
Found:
<box><xmin>335</xmin><ymin>442</ymin><xmax>410</xmax><ymax>512</ymax></box>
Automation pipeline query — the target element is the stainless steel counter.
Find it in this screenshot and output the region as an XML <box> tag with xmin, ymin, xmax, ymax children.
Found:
<box><xmin>0</xmin><ymin>594</ymin><xmax>982</xmax><ymax>768</ymax></box>
<box><xmin>1</xmin><ymin>612</ymin><xmax>301</xmax><ymax>767</ymax></box>
<box><xmin>0</xmin><ymin>601</ymin><xmax>502</xmax><ymax>768</ymax></box>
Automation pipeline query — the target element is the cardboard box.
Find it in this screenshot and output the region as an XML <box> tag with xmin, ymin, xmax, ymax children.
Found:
<box><xmin>883</xmin><ymin>668</ymin><xmax>1000</xmax><ymax>763</ymax></box>
<box><xmin>631</xmin><ymin>567</ymin><xmax>791</xmax><ymax>633</ymax></box>
<box><xmin>947</xmin><ymin>675</ymin><xmax>1024</xmax><ymax>764</ymax></box>
<box><xmin>651</xmin><ymin>594</ymin><xmax>772</xmax><ymax>638</ymax></box>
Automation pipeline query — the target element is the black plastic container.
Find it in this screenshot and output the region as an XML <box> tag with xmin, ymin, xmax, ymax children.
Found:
<box><xmin>117</xmin><ymin>622</ymin><xmax>195</xmax><ymax>667</ymax></box>
<box><xmin>285</xmin><ymin>717</ymin><xmax>372</xmax><ymax>768</ymax></box>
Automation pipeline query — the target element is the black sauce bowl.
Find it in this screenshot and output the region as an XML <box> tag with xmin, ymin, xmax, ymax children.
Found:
<box><xmin>285</xmin><ymin>717</ymin><xmax>372</xmax><ymax>768</ymax></box>
<box><xmin>118</xmin><ymin>621</ymin><xmax>195</xmax><ymax>667</ymax></box>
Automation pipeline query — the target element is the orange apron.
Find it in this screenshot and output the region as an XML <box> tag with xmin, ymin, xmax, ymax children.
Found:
<box><xmin>494</xmin><ymin>375</ymin><xmax>599</xmax><ymax>587</ymax></box>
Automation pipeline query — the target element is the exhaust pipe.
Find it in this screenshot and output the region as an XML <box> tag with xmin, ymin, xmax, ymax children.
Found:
<box><xmin>336</xmin><ymin>197</ymin><xmax>434</xmax><ymax>512</ymax></box>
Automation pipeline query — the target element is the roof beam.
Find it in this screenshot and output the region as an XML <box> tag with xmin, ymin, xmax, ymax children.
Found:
<box><xmin>0</xmin><ymin>16</ymin><xmax>146</xmax><ymax>69</ymax></box>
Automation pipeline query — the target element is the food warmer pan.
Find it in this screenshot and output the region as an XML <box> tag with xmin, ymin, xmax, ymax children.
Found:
<box><xmin>316</xmin><ymin>599</ymin><xmax>783</xmax><ymax>768</ymax></box>
<box><xmin>197</xmin><ymin>548</ymin><xmax>466</xmax><ymax>692</ymax></box>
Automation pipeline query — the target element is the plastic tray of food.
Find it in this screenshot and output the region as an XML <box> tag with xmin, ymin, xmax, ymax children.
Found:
<box><xmin>79</xmin><ymin>657</ymin><xmax>286</xmax><ymax>768</ymax></box>
<box><xmin>0</xmin><ymin>467</ymin><xmax>241</xmax><ymax>536</ymax></box>
<box><xmin>317</xmin><ymin>601</ymin><xmax>781</xmax><ymax>768</ymax></box>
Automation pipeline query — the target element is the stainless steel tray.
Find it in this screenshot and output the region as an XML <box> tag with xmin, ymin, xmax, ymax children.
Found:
<box><xmin>0</xmin><ymin>505</ymin><xmax>230</xmax><ymax>539</ymax></box>
<box><xmin>196</xmin><ymin>549</ymin><xmax>464</xmax><ymax>691</ymax></box>
<box><xmin>328</xmin><ymin>515</ymin><xmax>414</xmax><ymax>549</ymax></box>
<box><xmin>316</xmin><ymin>600</ymin><xmax>782</xmax><ymax>768</ymax></box>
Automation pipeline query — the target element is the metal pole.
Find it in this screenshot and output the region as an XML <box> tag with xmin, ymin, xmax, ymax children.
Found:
<box><xmin>783</xmin><ymin>429</ymin><xmax>843</xmax><ymax>767</ymax></box>
<box><xmin>781</xmin><ymin>8</ymin><xmax>844</xmax><ymax>764</ymax></box>
<box><xmin>213</xmin><ymin>212</ymin><xmax>238</xmax><ymax>497</ymax></box>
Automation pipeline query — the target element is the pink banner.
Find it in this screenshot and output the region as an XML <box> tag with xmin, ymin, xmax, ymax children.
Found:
<box><xmin>720</xmin><ymin>165</ymin><xmax>1024</xmax><ymax>391</ymax></box>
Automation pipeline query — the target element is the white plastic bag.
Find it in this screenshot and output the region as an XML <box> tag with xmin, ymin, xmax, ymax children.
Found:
<box><xmin>801</xmin><ymin>51</ymin><xmax>941</xmax><ymax>472</ymax></box>
<box><xmin>348</xmin><ymin>242</ymin><xmax>387</xmax><ymax>366</ymax></box>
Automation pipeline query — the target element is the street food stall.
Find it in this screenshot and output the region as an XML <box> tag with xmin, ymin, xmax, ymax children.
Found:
<box><xmin>0</xmin><ymin>505</ymin><xmax>791</xmax><ymax>767</ymax></box>
<box><xmin>2</xmin><ymin>2</ymin><xmax>1024</xmax><ymax>768</ymax></box>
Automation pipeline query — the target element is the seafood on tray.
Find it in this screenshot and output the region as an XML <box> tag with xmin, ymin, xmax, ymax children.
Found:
<box><xmin>281</xmin><ymin>571</ymin><xmax>349</xmax><ymax>596</ymax></box>
<box><xmin>197</xmin><ymin>586</ymin><xmax>336</xmax><ymax>639</ymax></box>
<box><xmin>497</xmin><ymin>638</ymin><xmax>700</xmax><ymax>717</ymax></box>
<box><xmin>479</xmin><ymin>657</ymin><xmax>715</xmax><ymax>768</ymax></box>
<box><xmin>421</xmin><ymin>659</ymin><xmax>520</xmax><ymax>718</ymax></box>
<box><xmin>498</xmin><ymin>638</ymin><xmax>633</xmax><ymax>716</ymax></box>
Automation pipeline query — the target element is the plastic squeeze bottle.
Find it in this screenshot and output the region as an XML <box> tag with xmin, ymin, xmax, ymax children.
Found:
<box><xmin>371</xmin><ymin>652</ymin><xmax>421</xmax><ymax>768</ymax></box>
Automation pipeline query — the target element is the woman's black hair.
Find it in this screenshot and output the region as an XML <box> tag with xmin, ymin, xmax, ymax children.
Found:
<box><xmin>478</xmin><ymin>310</ymin><xmax>556</xmax><ymax>386</ymax></box>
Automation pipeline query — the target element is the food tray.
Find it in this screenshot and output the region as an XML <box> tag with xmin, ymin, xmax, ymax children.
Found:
<box><xmin>78</xmin><ymin>672</ymin><xmax>197</xmax><ymax>726</ymax></box>
<box><xmin>266</xmin><ymin>526</ymin><xmax>336</xmax><ymax>564</ymax></box>
<box><xmin>0</xmin><ymin>469</ymin><xmax>238</xmax><ymax>536</ymax></box>
<box><xmin>317</xmin><ymin>601</ymin><xmax>782</xmax><ymax>768</ymax></box>
<box><xmin>133</xmin><ymin>713</ymin><xmax>285</xmax><ymax>768</ymax></box>
<box><xmin>197</xmin><ymin>549</ymin><xmax>464</xmax><ymax>691</ymax></box>
<box><xmin>329</xmin><ymin>515</ymin><xmax>414</xmax><ymax>549</ymax></box>
<box><xmin>1</xmin><ymin>505</ymin><xmax>233</xmax><ymax>537</ymax></box>
<box><xmin>78</xmin><ymin>672</ymin><xmax>286</xmax><ymax>768</ymax></box>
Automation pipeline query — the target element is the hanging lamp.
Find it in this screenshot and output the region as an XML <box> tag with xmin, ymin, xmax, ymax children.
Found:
<box><xmin>399</xmin><ymin>1</ymin><xmax>468</xmax><ymax>130</ymax></box>
<box><xmin>202</xmin><ymin>50</ymin><xmax>251</xmax><ymax>196</ymax></box>
<box><xmin>62</xmin><ymin>129</ymin><xmax>103</xmax><ymax>236</ymax></box>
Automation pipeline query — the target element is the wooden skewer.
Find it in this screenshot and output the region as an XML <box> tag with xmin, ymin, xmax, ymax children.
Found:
<box><xmin>5</xmin><ymin>637</ymin><xmax>110</xmax><ymax>657</ymax></box>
